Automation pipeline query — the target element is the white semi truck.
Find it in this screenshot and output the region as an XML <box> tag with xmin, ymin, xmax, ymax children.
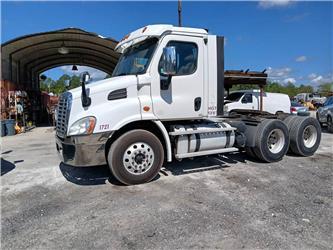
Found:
<box><xmin>55</xmin><ymin>25</ymin><xmax>321</xmax><ymax>185</ymax></box>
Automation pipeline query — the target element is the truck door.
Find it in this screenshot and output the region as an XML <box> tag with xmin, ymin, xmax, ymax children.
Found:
<box><xmin>241</xmin><ymin>93</ymin><xmax>255</xmax><ymax>110</ymax></box>
<box><xmin>150</xmin><ymin>35</ymin><xmax>204</xmax><ymax>119</ymax></box>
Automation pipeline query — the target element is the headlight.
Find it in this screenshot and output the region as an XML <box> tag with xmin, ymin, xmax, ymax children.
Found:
<box><xmin>68</xmin><ymin>116</ymin><xmax>96</xmax><ymax>136</ymax></box>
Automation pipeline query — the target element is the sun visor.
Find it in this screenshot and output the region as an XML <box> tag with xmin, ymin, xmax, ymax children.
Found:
<box><xmin>115</xmin><ymin>36</ymin><xmax>151</xmax><ymax>53</ymax></box>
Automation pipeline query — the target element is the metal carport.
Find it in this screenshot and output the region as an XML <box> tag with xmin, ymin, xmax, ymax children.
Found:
<box><xmin>1</xmin><ymin>28</ymin><xmax>119</xmax><ymax>126</ymax></box>
<box><xmin>1</xmin><ymin>28</ymin><xmax>120</xmax><ymax>90</ymax></box>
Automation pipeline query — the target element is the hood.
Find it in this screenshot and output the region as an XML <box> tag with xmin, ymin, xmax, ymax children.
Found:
<box><xmin>224</xmin><ymin>100</ymin><xmax>234</xmax><ymax>104</ymax></box>
<box><xmin>68</xmin><ymin>75</ymin><xmax>138</xmax><ymax>99</ymax></box>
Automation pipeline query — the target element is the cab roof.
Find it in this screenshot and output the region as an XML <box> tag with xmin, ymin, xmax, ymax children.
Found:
<box><xmin>115</xmin><ymin>24</ymin><xmax>208</xmax><ymax>53</ymax></box>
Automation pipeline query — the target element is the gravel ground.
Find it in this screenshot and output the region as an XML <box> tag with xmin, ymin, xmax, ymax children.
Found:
<box><xmin>1</xmin><ymin>127</ymin><xmax>332</xmax><ymax>249</ymax></box>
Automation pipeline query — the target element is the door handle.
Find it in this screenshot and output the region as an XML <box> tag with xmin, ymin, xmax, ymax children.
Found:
<box><xmin>194</xmin><ymin>97</ymin><xmax>201</xmax><ymax>111</ymax></box>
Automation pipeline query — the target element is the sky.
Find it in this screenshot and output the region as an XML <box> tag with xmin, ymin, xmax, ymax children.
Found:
<box><xmin>1</xmin><ymin>0</ymin><xmax>332</xmax><ymax>86</ymax></box>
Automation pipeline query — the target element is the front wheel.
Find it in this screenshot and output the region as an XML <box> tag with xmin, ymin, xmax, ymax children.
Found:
<box><xmin>107</xmin><ymin>129</ymin><xmax>164</xmax><ymax>185</ymax></box>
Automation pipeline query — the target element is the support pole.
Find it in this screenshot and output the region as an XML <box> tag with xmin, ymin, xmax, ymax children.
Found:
<box><xmin>259</xmin><ymin>85</ymin><xmax>264</xmax><ymax>111</ymax></box>
<box><xmin>178</xmin><ymin>0</ymin><xmax>182</xmax><ymax>27</ymax></box>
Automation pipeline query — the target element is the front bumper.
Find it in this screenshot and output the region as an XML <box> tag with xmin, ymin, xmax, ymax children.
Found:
<box><xmin>56</xmin><ymin>132</ymin><xmax>113</xmax><ymax>167</ymax></box>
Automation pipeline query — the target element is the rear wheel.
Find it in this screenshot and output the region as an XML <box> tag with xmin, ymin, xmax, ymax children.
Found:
<box><xmin>283</xmin><ymin>115</ymin><xmax>299</xmax><ymax>130</ymax></box>
<box><xmin>253</xmin><ymin>119</ymin><xmax>289</xmax><ymax>162</ymax></box>
<box><xmin>245</xmin><ymin>146</ymin><xmax>258</xmax><ymax>160</ymax></box>
<box><xmin>289</xmin><ymin>117</ymin><xmax>321</xmax><ymax>156</ymax></box>
<box><xmin>107</xmin><ymin>129</ymin><xmax>164</xmax><ymax>185</ymax></box>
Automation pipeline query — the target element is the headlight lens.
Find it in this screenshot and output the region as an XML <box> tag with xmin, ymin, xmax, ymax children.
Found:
<box><xmin>68</xmin><ymin>116</ymin><xmax>96</xmax><ymax>136</ymax></box>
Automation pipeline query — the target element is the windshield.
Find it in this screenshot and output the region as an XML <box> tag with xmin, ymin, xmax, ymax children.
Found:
<box><xmin>112</xmin><ymin>38</ymin><xmax>158</xmax><ymax>77</ymax></box>
<box><xmin>226</xmin><ymin>92</ymin><xmax>244</xmax><ymax>102</ymax></box>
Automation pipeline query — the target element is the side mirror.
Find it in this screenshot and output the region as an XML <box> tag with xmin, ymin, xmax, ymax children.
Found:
<box><xmin>80</xmin><ymin>71</ymin><xmax>90</xmax><ymax>84</ymax></box>
<box><xmin>160</xmin><ymin>46</ymin><xmax>177</xmax><ymax>76</ymax></box>
<box><xmin>80</xmin><ymin>71</ymin><xmax>91</xmax><ymax>107</ymax></box>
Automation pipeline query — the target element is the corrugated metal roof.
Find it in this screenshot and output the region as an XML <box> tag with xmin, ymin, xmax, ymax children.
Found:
<box><xmin>1</xmin><ymin>28</ymin><xmax>120</xmax><ymax>88</ymax></box>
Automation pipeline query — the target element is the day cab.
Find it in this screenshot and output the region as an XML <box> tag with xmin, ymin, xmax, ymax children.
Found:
<box><xmin>55</xmin><ymin>24</ymin><xmax>321</xmax><ymax>185</ymax></box>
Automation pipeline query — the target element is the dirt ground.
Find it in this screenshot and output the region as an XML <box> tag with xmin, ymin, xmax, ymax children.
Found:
<box><xmin>1</xmin><ymin>127</ymin><xmax>332</xmax><ymax>249</ymax></box>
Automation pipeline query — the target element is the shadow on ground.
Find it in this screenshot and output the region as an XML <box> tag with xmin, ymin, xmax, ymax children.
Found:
<box><xmin>164</xmin><ymin>152</ymin><xmax>249</xmax><ymax>176</ymax></box>
<box><xmin>59</xmin><ymin>152</ymin><xmax>252</xmax><ymax>186</ymax></box>
<box><xmin>59</xmin><ymin>163</ymin><xmax>117</xmax><ymax>185</ymax></box>
<box><xmin>1</xmin><ymin>158</ymin><xmax>16</xmax><ymax>176</ymax></box>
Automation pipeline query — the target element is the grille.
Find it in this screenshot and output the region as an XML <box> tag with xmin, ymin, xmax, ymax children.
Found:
<box><xmin>56</xmin><ymin>92</ymin><xmax>72</xmax><ymax>138</ymax></box>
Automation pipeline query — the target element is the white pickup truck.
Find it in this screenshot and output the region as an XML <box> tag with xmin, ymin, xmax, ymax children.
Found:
<box><xmin>224</xmin><ymin>90</ymin><xmax>291</xmax><ymax>114</ymax></box>
<box><xmin>55</xmin><ymin>24</ymin><xmax>321</xmax><ymax>185</ymax></box>
<box><xmin>295</xmin><ymin>93</ymin><xmax>326</xmax><ymax>104</ymax></box>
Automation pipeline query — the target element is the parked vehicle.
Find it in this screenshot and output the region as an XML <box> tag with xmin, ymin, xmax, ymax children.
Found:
<box><xmin>295</xmin><ymin>93</ymin><xmax>326</xmax><ymax>104</ymax></box>
<box><xmin>290</xmin><ymin>101</ymin><xmax>309</xmax><ymax>116</ymax></box>
<box><xmin>224</xmin><ymin>90</ymin><xmax>290</xmax><ymax>114</ymax></box>
<box><xmin>316</xmin><ymin>96</ymin><xmax>333</xmax><ymax>132</ymax></box>
<box><xmin>55</xmin><ymin>25</ymin><xmax>321</xmax><ymax>185</ymax></box>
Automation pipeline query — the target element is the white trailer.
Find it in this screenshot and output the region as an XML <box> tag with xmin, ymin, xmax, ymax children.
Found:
<box><xmin>55</xmin><ymin>25</ymin><xmax>321</xmax><ymax>185</ymax></box>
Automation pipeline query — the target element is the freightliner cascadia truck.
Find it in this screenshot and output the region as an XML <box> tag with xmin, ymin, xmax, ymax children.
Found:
<box><xmin>55</xmin><ymin>25</ymin><xmax>321</xmax><ymax>185</ymax></box>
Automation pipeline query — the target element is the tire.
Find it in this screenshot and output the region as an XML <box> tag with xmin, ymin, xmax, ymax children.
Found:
<box><xmin>289</xmin><ymin>117</ymin><xmax>321</xmax><ymax>156</ymax></box>
<box><xmin>107</xmin><ymin>129</ymin><xmax>164</xmax><ymax>185</ymax></box>
<box><xmin>283</xmin><ymin>115</ymin><xmax>303</xmax><ymax>153</ymax></box>
<box><xmin>327</xmin><ymin>116</ymin><xmax>333</xmax><ymax>133</ymax></box>
<box><xmin>283</xmin><ymin>115</ymin><xmax>300</xmax><ymax>130</ymax></box>
<box><xmin>229</xmin><ymin>110</ymin><xmax>238</xmax><ymax>116</ymax></box>
<box><xmin>253</xmin><ymin>119</ymin><xmax>289</xmax><ymax>162</ymax></box>
<box><xmin>245</xmin><ymin>147</ymin><xmax>258</xmax><ymax>160</ymax></box>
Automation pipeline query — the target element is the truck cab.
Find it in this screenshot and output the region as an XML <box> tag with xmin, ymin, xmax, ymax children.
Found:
<box><xmin>56</xmin><ymin>24</ymin><xmax>321</xmax><ymax>185</ymax></box>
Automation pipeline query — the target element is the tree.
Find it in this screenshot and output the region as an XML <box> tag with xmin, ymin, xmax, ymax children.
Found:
<box><xmin>228</xmin><ymin>81</ymin><xmax>318</xmax><ymax>98</ymax></box>
<box><xmin>318</xmin><ymin>83</ymin><xmax>333</xmax><ymax>94</ymax></box>
<box><xmin>40</xmin><ymin>77</ymin><xmax>56</xmax><ymax>92</ymax></box>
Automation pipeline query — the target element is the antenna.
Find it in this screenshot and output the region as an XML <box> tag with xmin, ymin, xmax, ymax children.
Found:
<box><xmin>178</xmin><ymin>0</ymin><xmax>182</xmax><ymax>27</ymax></box>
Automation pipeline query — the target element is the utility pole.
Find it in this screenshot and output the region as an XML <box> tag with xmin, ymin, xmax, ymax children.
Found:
<box><xmin>178</xmin><ymin>0</ymin><xmax>182</xmax><ymax>27</ymax></box>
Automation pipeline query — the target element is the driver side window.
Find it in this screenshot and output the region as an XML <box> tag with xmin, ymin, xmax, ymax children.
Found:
<box><xmin>159</xmin><ymin>41</ymin><xmax>198</xmax><ymax>76</ymax></box>
<box><xmin>242</xmin><ymin>93</ymin><xmax>253</xmax><ymax>103</ymax></box>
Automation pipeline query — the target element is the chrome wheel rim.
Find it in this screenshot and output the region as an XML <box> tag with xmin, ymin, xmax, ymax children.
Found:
<box><xmin>303</xmin><ymin>125</ymin><xmax>317</xmax><ymax>148</ymax></box>
<box><xmin>123</xmin><ymin>142</ymin><xmax>154</xmax><ymax>175</ymax></box>
<box><xmin>267</xmin><ymin>129</ymin><xmax>285</xmax><ymax>154</ymax></box>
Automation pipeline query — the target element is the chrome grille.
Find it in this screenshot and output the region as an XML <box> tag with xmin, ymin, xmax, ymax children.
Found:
<box><xmin>56</xmin><ymin>92</ymin><xmax>72</xmax><ymax>138</ymax></box>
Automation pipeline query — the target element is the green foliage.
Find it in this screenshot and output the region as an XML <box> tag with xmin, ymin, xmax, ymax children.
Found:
<box><xmin>230</xmin><ymin>81</ymin><xmax>316</xmax><ymax>97</ymax></box>
<box><xmin>40</xmin><ymin>77</ymin><xmax>56</xmax><ymax>92</ymax></box>
<box><xmin>39</xmin><ymin>74</ymin><xmax>84</xmax><ymax>95</ymax></box>
<box><xmin>318</xmin><ymin>82</ymin><xmax>333</xmax><ymax>93</ymax></box>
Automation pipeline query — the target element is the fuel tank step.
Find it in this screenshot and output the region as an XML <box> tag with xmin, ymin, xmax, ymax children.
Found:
<box><xmin>175</xmin><ymin>147</ymin><xmax>238</xmax><ymax>159</ymax></box>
